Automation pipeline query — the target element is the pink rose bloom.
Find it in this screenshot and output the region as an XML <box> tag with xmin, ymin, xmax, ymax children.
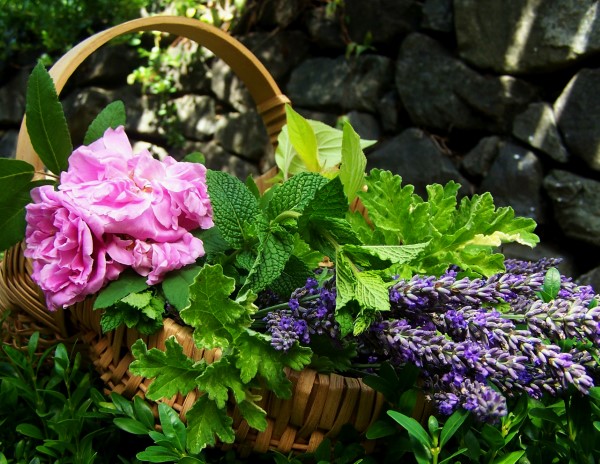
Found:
<box><xmin>24</xmin><ymin>186</ymin><xmax>124</xmax><ymax>310</ymax></box>
<box><xmin>106</xmin><ymin>233</ymin><xmax>204</xmax><ymax>285</ymax></box>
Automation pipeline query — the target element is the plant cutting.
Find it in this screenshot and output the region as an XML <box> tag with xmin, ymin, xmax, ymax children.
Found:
<box><xmin>1</xmin><ymin>15</ymin><xmax>600</xmax><ymax>462</ymax></box>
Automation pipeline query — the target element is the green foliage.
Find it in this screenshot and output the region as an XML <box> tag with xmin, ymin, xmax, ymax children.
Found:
<box><xmin>0</xmin><ymin>331</ymin><xmax>138</xmax><ymax>462</ymax></box>
<box><xmin>83</xmin><ymin>100</ymin><xmax>127</xmax><ymax>145</ymax></box>
<box><xmin>0</xmin><ymin>0</ymin><xmax>146</xmax><ymax>63</ymax></box>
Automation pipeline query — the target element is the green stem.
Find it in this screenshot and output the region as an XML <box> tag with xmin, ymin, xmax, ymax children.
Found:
<box><xmin>252</xmin><ymin>294</ymin><xmax>321</xmax><ymax>319</ymax></box>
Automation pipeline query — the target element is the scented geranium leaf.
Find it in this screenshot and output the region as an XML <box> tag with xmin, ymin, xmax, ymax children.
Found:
<box><xmin>195</xmin><ymin>357</ymin><xmax>246</xmax><ymax>408</ymax></box>
<box><xmin>339</xmin><ymin>122</ymin><xmax>367</xmax><ymax>203</ymax></box>
<box><xmin>206</xmin><ymin>170</ymin><xmax>260</xmax><ymax>248</ymax></box>
<box><xmin>354</xmin><ymin>271</ymin><xmax>390</xmax><ymax>313</ymax></box>
<box><xmin>235</xmin><ymin>331</ymin><xmax>311</xmax><ymax>398</ymax></box>
<box><xmin>26</xmin><ymin>61</ymin><xmax>72</xmax><ymax>174</ymax></box>
<box><xmin>267</xmin><ymin>172</ymin><xmax>328</xmax><ymax>218</ymax></box>
<box><xmin>237</xmin><ymin>400</ymin><xmax>268</xmax><ymax>431</ymax></box>
<box><xmin>94</xmin><ymin>271</ymin><xmax>149</xmax><ymax>309</ymax></box>
<box><xmin>268</xmin><ymin>255</ymin><xmax>313</xmax><ymax>298</ymax></box>
<box><xmin>161</xmin><ymin>264</ymin><xmax>202</xmax><ymax>310</ymax></box>
<box><xmin>83</xmin><ymin>100</ymin><xmax>126</xmax><ymax>145</ymax></box>
<box><xmin>285</xmin><ymin>104</ymin><xmax>320</xmax><ymax>172</ymax></box>
<box><xmin>130</xmin><ymin>338</ymin><xmax>204</xmax><ymax>400</ymax></box>
<box><xmin>186</xmin><ymin>395</ymin><xmax>235</xmax><ymax>453</ymax></box>
<box><xmin>180</xmin><ymin>264</ymin><xmax>253</xmax><ymax>349</ymax></box>
<box><xmin>242</xmin><ymin>223</ymin><xmax>295</xmax><ymax>294</ymax></box>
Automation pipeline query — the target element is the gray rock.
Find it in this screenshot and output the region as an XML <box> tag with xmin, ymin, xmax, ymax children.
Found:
<box><xmin>366</xmin><ymin>128</ymin><xmax>471</xmax><ymax>197</ymax></box>
<box><xmin>62</xmin><ymin>87</ymin><xmax>116</xmax><ymax>145</ymax></box>
<box><xmin>70</xmin><ymin>43</ymin><xmax>141</xmax><ymax>87</ymax></box>
<box><xmin>344</xmin><ymin>111</ymin><xmax>381</xmax><ymax>141</ymax></box>
<box><xmin>543</xmin><ymin>170</ymin><xmax>600</xmax><ymax>247</ymax></box>
<box><xmin>479</xmin><ymin>143</ymin><xmax>546</xmax><ymax>223</ymax></box>
<box><xmin>395</xmin><ymin>33</ymin><xmax>537</xmax><ymax>133</ymax></box>
<box><xmin>344</xmin><ymin>0</ymin><xmax>420</xmax><ymax>44</ymax></box>
<box><xmin>241</xmin><ymin>31</ymin><xmax>310</xmax><ymax>81</ymax></box>
<box><xmin>287</xmin><ymin>55</ymin><xmax>393</xmax><ymax>112</ymax></box>
<box><xmin>172</xmin><ymin>95</ymin><xmax>217</xmax><ymax>140</ymax></box>
<box><xmin>210</xmin><ymin>58</ymin><xmax>253</xmax><ymax>113</ymax></box>
<box><xmin>554</xmin><ymin>68</ymin><xmax>600</xmax><ymax>171</ymax></box>
<box><xmin>422</xmin><ymin>0</ymin><xmax>454</xmax><ymax>33</ymax></box>
<box><xmin>257</xmin><ymin>0</ymin><xmax>304</xmax><ymax>28</ymax></box>
<box><xmin>461</xmin><ymin>136</ymin><xmax>502</xmax><ymax>177</ymax></box>
<box><xmin>174</xmin><ymin>53</ymin><xmax>212</xmax><ymax>94</ymax></box>
<box><xmin>184</xmin><ymin>140</ymin><xmax>259</xmax><ymax>180</ymax></box>
<box><xmin>455</xmin><ymin>0</ymin><xmax>600</xmax><ymax>73</ymax></box>
<box><xmin>513</xmin><ymin>102</ymin><xmax>569</xmax><ymax>163</ymax></box>
<box><xmin>305</xmin><ymin>6</ymin><xmax>345</xmax><ymax>51</ymax></box>
<box><xmin>577</xmin><ymin>266</ymin><xmax>600</xmax><ymax>293</ymax></box>
<box><xmin>0</xmin><ymin>68</ymin><xmax>27</xmax><ymax>125</ymax></box>
<box><xmin>378</xmin><ymin>91</ymin><xmax>402</xmax><ymax>133</ymax></box>
<box><xmin>501</xmin><ymin>242</ymin><xmax>577</xmax><ymax>279</ymax></box>
<box><xmin>0</xmin><ymin>130</ymin><xmax>18</xmax><ymax>158</ymax></box>
<box><xmin>214</xmin><ymin>111</ymin><xmax>270</xmax><ymax>162</ymax></box>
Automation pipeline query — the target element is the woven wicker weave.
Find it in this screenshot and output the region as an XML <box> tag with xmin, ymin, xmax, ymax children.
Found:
<box><xmin>0</xmin><ymin>16</ymin><xmax>387</xmax><ymax>455</ymax></box>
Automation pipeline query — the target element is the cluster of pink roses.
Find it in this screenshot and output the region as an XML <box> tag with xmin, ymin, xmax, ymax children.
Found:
<box><xmin>24</xmin><ymin>126</ymin><xmax>213</xmax><ymax>310</ymax></box>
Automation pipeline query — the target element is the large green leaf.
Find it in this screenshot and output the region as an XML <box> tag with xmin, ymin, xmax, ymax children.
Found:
<box><xmin>186</xmin><ymin>394</ymin><xmax>235</xmax><ymax>453</ymax></box>
<box><xmin>83</xmin><ymin>100</ymin><xmax>126</xmax><ymax>145</ymax></box>
<box><xmin>338</xmin><ymin>122</ymin><xmax>367</xmax><ymax>203</ymax></box>
<box><xmin>93</xmin><ymin>271</ymin><xmax>149</xmax><ymax>309</ymax></box>
<box><xmin>179</xmin><ymin>264</ymin><xmax>253</xmax><ymax>349</ymax></box>
<box><xmin>387</xmin><ymin>410</ymin><xmax>432</xmax><ymax>448</ymax></box>
<box><xmin>0</xmin><ymin>182</ymin><xmax>34</xmax><ymax>250</ymax></box>
<box><xmin>195</xmin><ymin>357</ymin><xmax>246</xmax><ymax>408</ymax></box>
<box><xmin>206</xmin><ymin>170</ymin><xmax>260</xmax><ymax>248</ymax></box>
<box><xmin>129</xmin><ymin>338</ymin><xmax>203</xmax><ymax>400</ymax></box>
<box><xmin>25</xmin><ymin>61</ymin><xmax>72</xmax><ymax>174</ymax></box>
<box><xmin>285</xmin><ymin>104</ymin><xmax>320</xmax><ymax>173</ymax></box>
<box><xmin>0</xmin><ymin>159</ymin><xmax>34</xmax><ymax>203</ymax></box>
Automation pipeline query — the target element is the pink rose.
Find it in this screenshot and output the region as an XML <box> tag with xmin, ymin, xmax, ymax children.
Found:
<box><xmin>24</xmin><ymin>186</ymin><xmax>124</xmax><ymax>310</ymax></box>
<box><xmin>106</xmin><ymin>232</ymin><xmax>204</xmax><ymax>285</ymax></box>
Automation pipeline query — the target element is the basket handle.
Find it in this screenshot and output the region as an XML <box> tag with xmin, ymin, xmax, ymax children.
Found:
<box><xmin>16</xmin><ymin>15</ymin><xmax>290</xmax><ymax>171</ymax></box>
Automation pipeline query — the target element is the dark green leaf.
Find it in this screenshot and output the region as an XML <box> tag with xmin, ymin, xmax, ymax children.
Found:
<box><xmin>492</xmin><ymin>450</ymin><xmax>525</xmax><ymax>464</ymax></box>
<box><xmin>136</xmin><ymin>446</ymin><xmax>181</xmax><ymax>463</ymax></box>
<box><xmin>266</xmin><ymin>172</ymin><xmax>328</xmax><ymax>218</ymax></box>
<box><xmin>158</xmin><ymin>403</ymin><xmax>187</xmax><ymax>451</ymax></box>
<box><xmin>440</xmin><ymin>408</ymin><xmax>468</xmax><ymax>447</ymax></box>
<box><xmin>183</xmin><ymin>151</ymin><xmax>206</xmax><ymax>164</ymax></box>
<box><xmin>16</xmin><ymin>423</ymin><xmax>43</xmax><ymax>440</ymax></box>
<box><xmin>114</xmin><ymin>418</ymin><xmax>151</xmax><ymax>435</ymax></box>
<box><xmin>93</xmin><ymin>271</ymin><xmax>149</xmax><ymax>309</ymax></box>
<box><xmin>366</xmin><ymin>419</ymin><xmax>397</xmax><ymax>439</ymax></box>
<box><xmin>0</xmin><ymin>159</ymin><xmax>34</xmax><ymax>203</ymax></box>
<box><xmin>25</xmin><ymin>61</ymin><xmax>72</xmax><ymax>174</ymax></box>
<box><xmin>83</xmin><ymin>100</ymin><xmax>126</xmax><ymax>145</ymax></box>
<box><xmin>0</xmin><ymin>181</ymin><xmax>36</xmax><ymax>250</ymax></box>
<box><xmin>387</xmin><ymin>410</ymin><xmax>432</xmax><ymax>448</ymax></box>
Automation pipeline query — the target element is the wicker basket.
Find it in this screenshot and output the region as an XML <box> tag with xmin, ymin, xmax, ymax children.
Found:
<box><xmin>0</xmin><ymin>16</ymin><xmax>387</xmax><ymax>456</ymax></box>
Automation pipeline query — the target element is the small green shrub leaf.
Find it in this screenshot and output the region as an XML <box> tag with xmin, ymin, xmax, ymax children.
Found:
<box><xmin>387</xmin><ymin>410</ymin><xmax>432</xmax><ymax>448</ymax></box>
<box><xmin>83</xmin><ymin>100</ymin><xmax>126</xmax><ymax>145</ymax></box>
<box><xmin>113</xmin><ymin>418</ymin><xmax>150</xmax><ymax>435</ymax></box>
<box><xmin>16</xmin><ymin>423</ymin><xmax>43</xmax><ymax>440</ymax></box>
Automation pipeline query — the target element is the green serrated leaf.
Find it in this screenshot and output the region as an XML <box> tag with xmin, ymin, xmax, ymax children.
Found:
<box><xmin>186</xmin><ymin>394</ymin><xmax>235</xmax><ymax>453</ymax></box>
<box><xmin>100</xmin><ymin>306</ymin><xmax>126</xmax><ymax>333</ymax></box>
<box><xmin>25</xmin><ymin>61</ymin><xmax>72</xmax><ymax>174</ymax></box>
<box><xmin>130</xmin><ymin>338</ymin><xmax>203</xmax><ymax>400</ymax></box>
<box><xmin>121</xmin><ymin>292</ymin><xmax>153</xmax><ymax>310</ymax></box>
<box><xmin>83</xmin><ymin>101</ymin><xmax>126</xmax><ymax>145</ymax></box>
<box><xmin>267</xmin><ymin>172</ymin><xmax>329</xmax><ymax>218</ymax></box>
<box><xmin>195</xmin><ymin>357</ymin><xmax>246</xmax><ymax>408</ymax></box>
<box><xmin>93</xmin><ymin>271</ymin><xmax>149</xmax><ymax>309</ymax></box>
<box><xmin>336</xmin><ymin>251</ymin><xmax>356</xmax><ymax>310</ymax></box>
<box><xmin>237</xmin><ymin>399</ymin><xmax>268</xmax><ymax>431</ymax></box>
<box><xmin>339</xmin><ymin>122</ymin><xmax>367</xmax><ymax>203</ymax></box>
<box><xmin>206</xmin><ymin>170</ymin><xmax>260</xmax><ymax>248</ymax></box>
<box><xmin>355</xmin><ymin>271</ymin><xmax>390</xmax><ymax>313</ymax></box>
<box><xmin>180</xmin><ymin>264</ymin><xmax>252</xmax><ymax>349</ymax></box>
<box><xmin>285</xmin><ymin>105</ymin><xmax>320</xmax><ymax>172</ymax></box>
<box><xmin>268</xmin><ymin>255</ymin><xmax>313</xmax><ymax>299</ymax></box>
<box><xmin>343</xmin><ymin>243</ymin><xmax>428</xmax><ymax>265</ymax></box>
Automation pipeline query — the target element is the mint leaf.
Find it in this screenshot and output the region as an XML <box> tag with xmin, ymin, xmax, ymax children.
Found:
<box><xmin>25</xmin><ymin>61</ymin><xmax>72</xmax><ymax>174</ymax></box>
<box><xmin>206</xmin><ymin>170</ymin><xmax>260</xmax><ymax>248</ymax></box>
<box><xmin>83</xmin><ymin>100</ymin><xmax>126</xmax><ymax>145</ymax></box>
<box><xmin>266</xmin><ymin>172</ymin><xmax>328</xmax><ymax>218</ymax></box>
<box><xmin>99</xmin><ymin>306</ymin><xmax>127</xmax><ymax>333</ymax></box>
<box><xmin>94</xmin><ymin>271</ymin><xmax>149</xmax><ymax>309</ymax></box>
<box><xmin>343</xmin><ymin>243</ymin><xmax>428</xmax><ymax>265</ymax></box>
<box><xmin>285</xmin><ymin>104</ymin><xmax>320</xmax><ymax>172</ymax></box>
<box><xmin>336</xmin><ymin>251</ymin><xmax>357</xmax><ymax>309</ymax></box>
<box><xmin>268</xmin><ymin>255</ymin><xmax>312</xmax><ymax>298</ymax></box>
<box><xmin>161</xmin><ymin>264</ymin><xmax>202</xmax><ymax>310</ymax></box>
<box><xmin>354</xmin><ymin>271</ymin><xmax>390</xmax><ymax>313</ymax></box>
<box><xmin>242</xmin><ymin>223</ymin><xmax>295</xmax><ymax>294</ymax></box>
<box><xmin>195</xmin><ymin>357</ymin><xmax>246</xmax><ymax>408</ymax></box>
<box><xmin>339</xmin><ymin>122</ymin><xmax>367</xmax><ymax>203</ymax></box>
<box><xmin>130</xmin><ymin>338</ymin><xmax>203</xmax><ymax>400</ymax></box>
<box><xmin>180</xmin><ymin>264</ymin><xmax>253</xmax><ymax>349</ymax></box>
<box><xmin>186</xmin><ymin>394</ymin><xmax>235</xmax><ymax>452</ymax></box>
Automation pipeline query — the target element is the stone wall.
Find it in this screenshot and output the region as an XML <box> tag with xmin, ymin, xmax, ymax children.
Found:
<box><xmin>1</xmin><ymin>0</ymin><xmax>599</xmax><ymax>287</ymax></box>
